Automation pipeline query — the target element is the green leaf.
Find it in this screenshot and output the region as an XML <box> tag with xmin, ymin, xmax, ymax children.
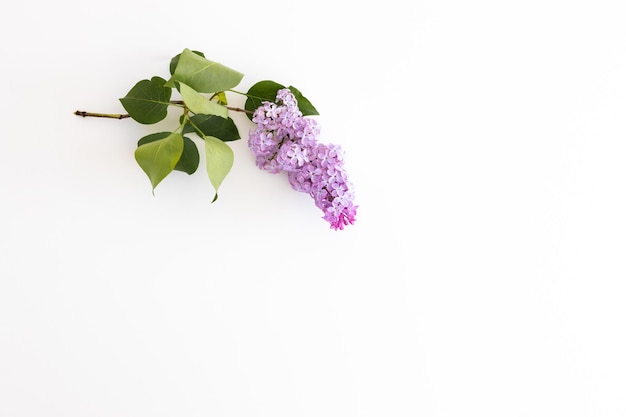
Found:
<box><xmin>288</xmin><ymin>85</ymin><xmax>319</xmax><ymax>116</ymax></box>
<box><xmin>215</xmin><ymin>91</ymin><xmax>228</xmax><ymax>105</ymax></box>
<box><xmin>119</xmin><ymin>76</ymin><xmax>172</xmax><ymax>124</ymax></box>
<box><xmin>171</xmin><ymin>48</ymin><xmax>244</xmax><ymax>93</ymax></box>
<box><xmin>137</xmin><ymin>132</ymin><xmax>170</xmax><ymax>146</ymax></box>
<box><xmin>244</xmin><ymin>80</ymin><xmax>285</xmax><ymax>120</ymax></box>
<box><xmin>244</xmin><ymin>80</ymin><xmax>319</xmax><ymax>120</ymax></box>
<box><xmin>183</xmin><ymin>114</ymin><xmax>241</xmax><ymax>142</ymax></box>
<box><xmin>204</xmin><ymin>136</ymin><xmax>233</xmax><ymax>203</ymax></box>
<box><xmin>138</xmin><ymin>132</ymin><xmax>199</xmax><ymax>175</ymax></box>
<box><xmin>135</xmin><ymin>132</ymin><xmax>184</xmax><ymax>192</ymax></box>
<box><xmin>169</xmin><ymin>50</ymin><xmax>205</xmax><ymax>75</ymax></box>
<box><xmin>176</xmin><ymin>136</ymin><xmax>201</xmax><ymax>175</ymax></box>
<box><xmin>179</xmin><ymin>82</ymin><xmax>228</xmax><ymax>118</ymax></box>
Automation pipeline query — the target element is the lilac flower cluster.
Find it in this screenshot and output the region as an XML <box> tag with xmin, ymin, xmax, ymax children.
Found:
<box><xmin>248</xmin><ymin>89</ymin><xmax>357</xmax><ymax>230</ymax></box>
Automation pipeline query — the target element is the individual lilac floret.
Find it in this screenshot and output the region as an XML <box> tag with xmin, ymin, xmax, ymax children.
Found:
<box><xmin>249</xmin><ymin>88</ymin><xmax>357</xmax><ymax>230</ymax></box>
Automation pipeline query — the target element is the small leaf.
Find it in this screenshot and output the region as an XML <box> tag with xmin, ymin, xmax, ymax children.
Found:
<box><xmin>215</xmin><ymin>91</ymin><xmax>228</xmax><ymax>105</ymax></box>
<box><xmin>244</xmin><ymin>81</ymin><xmax>319</xmax><ymax>119</ymax></box>
<box><xmin>288</xmin><ymin>85</ymin><xmax>319</xmax><ymax>116</ymax></box>
<box><xmin>244</xmin><ymin>80</ymin><xmax>285</xmax><ymax>120</ymax></box>
<box><xmin>183</xmin><ymin>114</ymin><xmax>241</xmax><ymax>142</ymax></box>
<box><xmin>135</xmin><ymin>132</ymin><xmax>184</xmax><ymax>192</ymax></box>
<box><xmin>204</xmin><ymin>136</ymin><xmax>233</xmax><ymax>203</ymax></box>
<box><xmin>179</xmin><ymin>82</ymin><xmax>228</xmax><ymax>118</ymax></box>
<box><xmin>171</xmin><ymin>48</ymin><xmax>244</xmax><ymax>93</ymax></box>
<box><xmin>138</xmin><ymin>133</ymin><xmax>199</xmax><ymax>175</ymax></box>
<box><xmin>119</xmin><ymin>76</ymin><xmax>172</xmax><ymax>124</ymax></box>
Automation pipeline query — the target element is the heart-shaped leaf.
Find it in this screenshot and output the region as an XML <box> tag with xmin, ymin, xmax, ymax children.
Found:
<box><xmin>138</xmin><ymin>132</ymin><xmax>199</xmax><ymax>175</ymax></box>
<box><xmin>204</xmin><ymin>136</ymin><xmax>233</xmax><ymax>203</ymax></box>
<box><xmin>179</xmin><ymin>82</ymin><xmax>228</xmax><ymax>118</ymax></box>
<box><xmin>135</xmin><ymin>132</ymin><xmax>184</xmax><ymax>192</ymax></box>
<box><xmin>119</xmin><ymin>76</ymin><xmax>172</xmax><ymax>124</ymax></box>
<box><xmin>171</xmin><ymin>48</ymin><xmax>244</xmax><ymax>93</ymax></box>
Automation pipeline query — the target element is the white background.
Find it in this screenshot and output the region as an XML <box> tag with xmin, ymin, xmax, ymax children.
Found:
<box><xmin>1</xmin><ymin>1</ymin><xmax>625</xmax><ymax>416</ymax></box>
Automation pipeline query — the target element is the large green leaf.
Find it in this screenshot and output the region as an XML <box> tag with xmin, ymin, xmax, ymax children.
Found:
<box><xmin>204</xmin><ymin>136</ymin><xmax>233</xmax><ymax>203</ymax></box>
<box><xmin>135</xmin><ymin>132</ymin><xmax>184</xmax><ymax>192</ymax></box>
<box><xmin>169</xmin><ymin>50</ymin><xmax>205</xmax><ymax>75</ymax></box>
<box><xmin>183</xmin><ymin>114</ymin><xmax>241</xmax><ymax>142</ymax></box>
<box><xmin>138</xmin><ymin>132</ymin><xmax>199</xmax><ymax>175</ymax></box>
<box><xmin>244</xmin><ymin>80</ymin><xmax>319</xmax><ymax>120</ymax></box>
<box><xmin>179</xmin><ymin>82</ymin><xmax>228</xmax><ymax>118</ymax></box>
<box><xmin>119</xmin><ymin>76</ymin><xmax>172</xmax><ymax>124</ymax></box>
<box><xmin>171</xmin><ymin>48</ymin><xmax>244</xmax><ymax>93</ymax></box>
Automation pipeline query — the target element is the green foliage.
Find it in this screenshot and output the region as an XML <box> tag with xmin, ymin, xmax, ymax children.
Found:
<box><xmin>135</xmin><ymin>132</ymin><xmax>184</xmax><ymax>192</ymax></box>
<box><xmin>244</xmin><ymin>80</ymin><xmax>319</xmax><ymax>120</ymax></box>
<box><xmin>179</xmin><ymin>82</ymin><xmax>228</xmax><ymax>118</ymax></box>
<box><xmin>138</xmin><ymin>132</ymin><xmax>199</xmax><ymax>175</ymax></box>
<box><xmin>177</xmin><ymin>136</ymin><xmax>201</xmax><ymax>175</ymax></box>
<box><xmin>214</xmin><ymin>91</ymin><xmax>228</xmax><ymax>105</ymax></box>
<box><xmin>119</xmin><ymin>77</ymin><xmax>172</xmax><ymax>124</ymax></box>
<box><xmin>204</xmin><ymin>136</ymin><xmax>234</xmax><ymax>203</ymax></box>
<box><xmin>170</xmin><ymin>48</ymin><xmax>244</xmax><ymax>93</ymax></box>
<box><xmin>183</xmin><ymin>114</ymin><xmax>241</xmax><ymax>142</ymax></box>
<box><xmin>169</xmin><ymin>50</ymin><xmax>205</xmax><ymax>75</ymax></box>
<box><xmin>243</xmin><ymin>80</ymin><xmax>285</xmax><ymax>119</ymax></box>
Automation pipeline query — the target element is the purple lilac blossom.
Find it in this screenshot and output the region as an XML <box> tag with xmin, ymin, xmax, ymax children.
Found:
<box><xmin>248</xmin><ymin>88</ymin><xmax>357</xmax><ymax>230</ymax></box>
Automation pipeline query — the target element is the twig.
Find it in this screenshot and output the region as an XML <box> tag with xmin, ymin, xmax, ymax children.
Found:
<box><xmin>74</xmin><ymin>111</ymin><xmax>130</xmax><ymax>119</ymax></box>
<box><xmin>74</xmin><ymin>103</ymin><xmax>254</xmax><ymax>119</ymax></box>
